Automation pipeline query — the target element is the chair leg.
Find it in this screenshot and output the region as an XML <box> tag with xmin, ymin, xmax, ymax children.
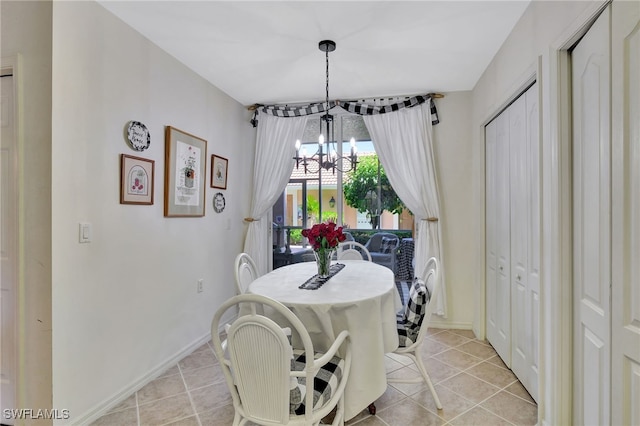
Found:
<box><xmin>368</xmin><ymin>403</ymin><xmax>376</xmax><ymax>415</ymax></box>
<box><xmin>233</xmin><ymin>412</ymin><xmax>243</xmax><ymax>426</ymax></box>
<box><xmin>329</xmin><ymin>394</ymin><xmax>345</xmax><ymax>426</ymax></box>
<box><xmin>414</xmin><ymin>352</ymin><xmax>443</xmax><ymax>410</ymax></box>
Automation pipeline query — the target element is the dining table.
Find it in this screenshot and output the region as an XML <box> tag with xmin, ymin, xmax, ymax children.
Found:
<box><xmin>247</xmin><ymin>259</ymin><xmax>401</xmax><ymax>421</ymax></box>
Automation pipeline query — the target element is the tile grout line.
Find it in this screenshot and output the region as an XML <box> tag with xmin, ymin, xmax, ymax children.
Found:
<box><xmin>435</xmin><ymin>384</ymin><xmax>518</xmax><ymax>426</ymax></box>
<box><xmin>135</xmin><ymin>392</ymin><xmax>141</xmax><ymax>426</ymax></box>
<box><xmin>178</xmin><ymin>359</ymin><xmax>204</xmax><ymax>426</ymax></box>
<box><xmin>422</xmin><ymin>332</ymin><xmax>538</xmax><ymax>421</ymax></box>
<box><xmin>441</xmin><ymin>376</ymin><xmax>532</xmax><ymax>426</ymax></box>
<box><xmin>473</xmin><ymin>405</ymin><xmax>519</xmax><ymax>426</ymax></box>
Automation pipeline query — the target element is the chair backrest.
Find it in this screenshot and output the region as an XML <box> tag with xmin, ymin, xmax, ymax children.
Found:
<box><xmin>211</xmin><ymin>294</ymin><xmax>351</xmax><ymax>424</ymax></box>
<box><xmin>337</xmin><ymin>241</ymin><xmax>372</xmax><ymax>261</ymax></box>
<box><xmin>409</xmin><ymin>257</ymin><xmax>441</xmax><ymax>346</ymax></box>
<box><xmin>234</xmin><ymin>253</ymin><xmax>258</xmax><ymax>294</ymax></box>
<box><xmin>364</xmin><ymin>232</ymin><xmax>400</xmax><ymax>253</ymax></box>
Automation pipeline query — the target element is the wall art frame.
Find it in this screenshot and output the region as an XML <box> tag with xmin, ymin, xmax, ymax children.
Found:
<box><xmin>210</xmin><ymin>154</ymin><xmax>228</xmax><ymax>189</ymax></box>
<box><xmin>120</xmin><ymin>154</ymin><xmax>155</xmax><ymax>205</ymax></box>
<box><xmin>164</xmin><ymin>126</ymin><xmax>207</xmax><ymax>217</ymax></box>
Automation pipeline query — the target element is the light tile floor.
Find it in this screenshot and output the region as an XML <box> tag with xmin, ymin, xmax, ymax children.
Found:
<box><xmin>92</xmin><ymin>328</ymin><xmax>537</xmax><ymax>426</ymax></box>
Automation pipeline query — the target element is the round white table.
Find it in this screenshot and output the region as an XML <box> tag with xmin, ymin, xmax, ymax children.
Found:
<box><xmin>248</xmin><ymin>260</ymin><xmax>401</xmax><ymax>420</ymax></box>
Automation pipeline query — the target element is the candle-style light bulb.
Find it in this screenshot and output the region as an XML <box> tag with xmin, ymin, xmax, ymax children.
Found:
<box><xmin>301</xmin><ymin>146</ymin><xmax>307</xmax><ymax>158</ymax></box>
<box><xmin>318</xmin><ymin>134</ymin><xmax>325</xmax><ymax>145</ymax></box>
<box><xmin>295</xmin><ymin>139</ymin><xmax>301</xmax><ymax>151</ymax></box>
<box><xmin>350</xmin><ymin>137</ymin><xmax>356</xmax><ymax>147</ymax></box>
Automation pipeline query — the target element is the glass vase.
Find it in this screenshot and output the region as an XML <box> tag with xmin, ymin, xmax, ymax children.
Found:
<box><xmin>314</xmin><ymin>249</ymin><xmax>334</xmax><ymax>279</ymax></box>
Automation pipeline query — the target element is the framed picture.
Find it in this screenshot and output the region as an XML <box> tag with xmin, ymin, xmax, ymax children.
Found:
<box><xmin>120</xmin><ymin>154</ymin><xmax>154</xmax><ymax>205</ymax></box>
<box><xmin>210</xmin><ymin>154</ymin><xmax>228</xmax><ymax>189</ymax></box>
<box><xmin>164</xmin><ymin>126</ymin><xmax>207</xmax><ymax>217</ymax></box>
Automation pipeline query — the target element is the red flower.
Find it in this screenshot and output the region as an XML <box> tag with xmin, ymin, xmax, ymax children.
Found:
<box><xmin>301</xmin><ymin>221</ymin><xmax>346</xmax><ymax>251</ymax></box>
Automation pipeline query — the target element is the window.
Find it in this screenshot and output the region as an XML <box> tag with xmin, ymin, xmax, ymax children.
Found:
<box><xmin>272</xmin><ymin>113</ymin><xmax>413</xmax><ymax>254</ymax></box>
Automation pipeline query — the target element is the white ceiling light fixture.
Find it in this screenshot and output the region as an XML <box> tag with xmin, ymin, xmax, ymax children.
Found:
<box><xmin>293</xmin><ymin>40</ymin><xmax>358</xmax><ymax>175</ymax></box>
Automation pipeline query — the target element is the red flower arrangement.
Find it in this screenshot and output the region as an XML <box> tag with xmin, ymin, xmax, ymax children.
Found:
<box><xmin>301</xmin><ymin>221</ymin><xmax>347</xmax><ymax>252</ymax></box>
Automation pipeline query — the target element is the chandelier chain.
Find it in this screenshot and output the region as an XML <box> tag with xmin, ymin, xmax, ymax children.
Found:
<box><xmin>325</xmin><ymin>48</ymin><xmax>330</xmax><ymax>111</ymax></box>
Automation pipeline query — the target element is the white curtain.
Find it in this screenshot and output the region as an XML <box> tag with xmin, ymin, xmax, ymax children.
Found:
<box><xmin>363</xmin><ymin>103</ymin><xmax>447</xmax><ymax>317</ymax></box>
<box><xmin>243</xmin><ymin>112</ymin><xmax>308</xmax><ymax>275</ymax></box>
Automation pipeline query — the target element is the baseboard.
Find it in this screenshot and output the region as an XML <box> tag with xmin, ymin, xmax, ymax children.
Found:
<box><xmin>72</xmin><ymin>333</ymin><xmax>211</xmax><ymax>426</ymax></box>
<box><xmin>429</xmin><ymin>319</ymin><xmax>475</xmax><ymax>332</ymax></box>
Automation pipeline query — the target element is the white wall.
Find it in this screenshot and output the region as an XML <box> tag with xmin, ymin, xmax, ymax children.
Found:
<box><xmin>0</xmin><ymin>0</ymin><xmax>53</xmax><ymax>416</ymax></box>
<box><xmin>50</xmin><ymin>2</ymin><xmax>255</xmax><ymax>423</ymax></box>
<box><xmin>431</xmin><ymin>91</ymin><xmax>475</xmax><ymax>328</ymax></box>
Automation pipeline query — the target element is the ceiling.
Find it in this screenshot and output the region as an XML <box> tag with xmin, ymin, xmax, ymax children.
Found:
<box><xmin>98</xmin><ymin>1</ymin><xmax>531</xmax><ymax>107</ymax></box>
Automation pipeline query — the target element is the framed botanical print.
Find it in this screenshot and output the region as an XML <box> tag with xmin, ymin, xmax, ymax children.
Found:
<box><xmin>210</xmin><ymin>154</ymin><xmax>228</xmax><ymax>189</ymax></box>
<box><xmin>164</xmin><ymin>126</ymin><xmax>207</xmax><ymax>217</ymax></box>
<box><xmin>120</xmin><ymin>154</ymin><xmax>154</xmax><ymax>205</ymax></box>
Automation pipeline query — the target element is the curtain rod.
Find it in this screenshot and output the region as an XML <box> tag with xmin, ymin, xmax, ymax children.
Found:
<box><xmin>246</xmin><ymin>92</ymin><xmax>445</xmax><ymax>111</ymax></box>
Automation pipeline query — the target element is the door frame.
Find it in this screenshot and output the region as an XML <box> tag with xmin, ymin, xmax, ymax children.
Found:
<box><xmin>0</xmin><ymin>54</ymin><xmax>22</xmax><ymax>417</ymax></box>
<box><xmin>544</xmin><ymin>2</ymin><xmax>611</xmax><ymax>425</ymax></box>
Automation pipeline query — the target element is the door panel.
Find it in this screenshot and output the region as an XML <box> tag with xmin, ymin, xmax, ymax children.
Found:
<box><xmin>510</xmin><ymin>84</ymin><xmax>540</xmax><ymax>401</ymax></box>
<box><xmin>525</xmin><ymin>84</ymin><xmax>540</xmax><ymax>401</ymax></box>
<box><xmin>572</xmin><ymin>7</ymin><xmax>611</xmax><ymax>425</ymax></box>
<box><xmin>509</xmin><ymin>94</ymin><xmax>528</xmax><ymax>377</ymax></box>
<box><xmin>486</xmin><ymin>120</ymin><xmax>499</xmax><ymax>348</ymax></box>
<box><xmin>611</xmin><ymin>1</ymin><xmax>640</xmax><ymax>425</ymax></box>
<box><xmin>493</xmin><ymin>111</ymin><xmax>512</xmax><ymax>365</ymax></box>
<box><xmin>0</xmin><ymin>73</ymin><xmax>16</xmax><ymax>421</ymax></box>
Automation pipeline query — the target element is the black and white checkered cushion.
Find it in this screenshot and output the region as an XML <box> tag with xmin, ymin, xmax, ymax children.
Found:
<box><xmin>397</xmin><ymin>278</ymin><xmax>430</xmax><ymax>347</ymax></box>
<box><xmin>379</xmin><ymin>237</ymin><xmax>396</xmax><ymax>254</ymax></box>
<box><xmin>289</xmin><ymin>349</ymin><xmax>345</xmax><ymax>415</ymax></box>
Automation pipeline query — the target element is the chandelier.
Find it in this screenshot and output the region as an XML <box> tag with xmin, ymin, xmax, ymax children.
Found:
<box><xmin>293</xmin><ymin>40</ymin><xmax>358</xmax><ymax>175</ymax></box>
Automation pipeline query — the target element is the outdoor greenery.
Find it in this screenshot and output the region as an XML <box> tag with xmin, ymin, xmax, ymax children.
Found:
<box><xmin>306</xmin><ymin>195</ymin><xmax>338</xmax><ymax>224</ymax></box>
<box><xmin>343</xmin><ymin>155</ymin><xmax>405</xmax><ymax>228</ymax></box>
<box><xmin>289</xmin><ymin>229</ymin><xmax>303</xmax><ymax>244</ymax></box>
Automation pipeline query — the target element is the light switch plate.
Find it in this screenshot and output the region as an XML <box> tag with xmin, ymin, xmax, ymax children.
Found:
<box><xmin>79</xmin><ymin>223</ymin><xmax>92</xmax><ymax>243</ymax></box>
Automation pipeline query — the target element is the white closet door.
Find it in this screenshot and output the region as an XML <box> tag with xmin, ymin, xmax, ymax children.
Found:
<box><xmin>486</xmin><ymin>82</ymin><xmax>540</xmax><ymax>400</ymax></box>
<box><xmin>509</xmin><ymin>83</ymin><xmax>539</xmax><ymax>401</ymax></box>
<box><xmin>611</xmin><ymin>1</ymin><xmax>640</xmax><ymax>424</ymax></box>
<box><xmin>485</xmin><ymin>119</ymin><xmax>499</xmax><ymax>353</ymax></box>
<box><xmin>509</xmin><ymin>93</ymin><xmax>527</xmax><ymax>379</ymax></box>
<box><xmin>508</xmin><ymin>93</ymin><xmax>527</xmax><ymax>375</ymax></box>
<box><xmin>572</xmin><ymin>6</ymin><xmax>611</xmax><ymax>425</ymax></box>
<box><xmin>524</xmin><ymin>84</ymin><xmax>540</xmax><ymax>401</ymax></box>
<box><xmin>486</xmin><ymin>109</ymin><xmax>512</xmax><ymax>366</ymax></box>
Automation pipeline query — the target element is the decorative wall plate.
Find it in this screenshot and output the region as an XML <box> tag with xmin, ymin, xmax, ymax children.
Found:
<box><xmin>213</xmin><ymin>192</ymin><xmax>226</xmax><ymax>213</ymax></box>
<box><xmin>126</xmin><ymin>121</ymin><xmax>151</xmax><ymax>151</ymax></box>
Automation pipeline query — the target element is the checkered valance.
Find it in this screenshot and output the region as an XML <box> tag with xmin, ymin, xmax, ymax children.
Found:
<box><xmin>251</xmin><ymin>94</ymin><xmax>439</xmax><ymax>127</ymax></box>
<box><xmin>260</xmin><ymin>101</ymin><xmax>337</xmax><ymax>117</ymax></box>
<box><xmin>251</xmin><ymin>101</ymin><xmax>337</xmax><ymax>127</ymax></box>
<box><xmin>342</xmin><ymin>95</ymin><xmax>439</xmax><ymax>125</ymax></box>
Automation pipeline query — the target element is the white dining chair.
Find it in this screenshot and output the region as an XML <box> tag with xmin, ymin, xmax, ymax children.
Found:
<box><xmin>389</xmin><ymin>256</ymin><xmax>443</xmax><ymax>410</ymax></box>
<box><xmin>234</xmin><ymin>252</ymin><xmax>258</xmax><ymax>294</ymax></box>
<box><xmin>211</xmin><ymin>293</ymin><xmax>352</xmax><ymax>426</ymax></box>
<box><xmin>336</xmin><ymin>241</ymin><xmax>372</xmax><ymax>261</ymax></box>
<box><xmin>364</xmin><ymin>232</ymin><xmax>400</xmax><ymax>270</ymax></box>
